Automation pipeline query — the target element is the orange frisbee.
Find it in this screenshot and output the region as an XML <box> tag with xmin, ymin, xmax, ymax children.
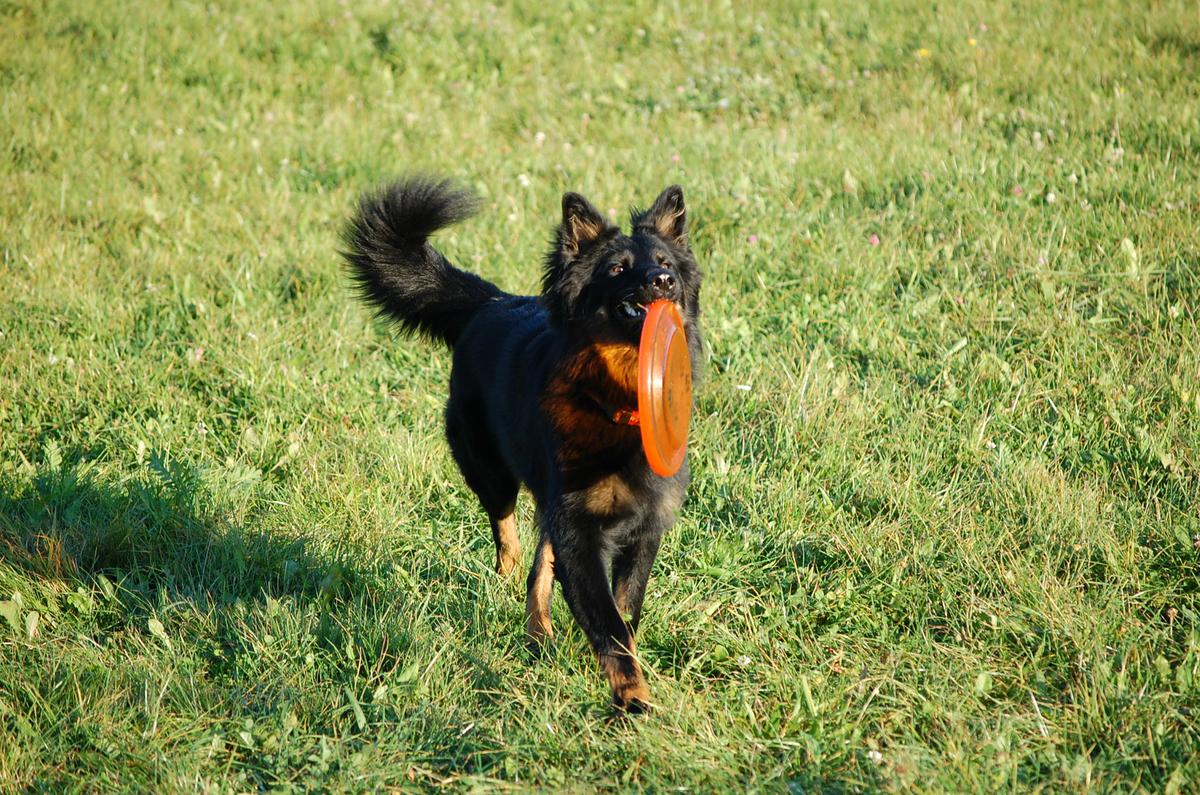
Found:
<box><xmin>638</xmin><ymin>300</ymin><xmax>692</xmax><ymax>477</ymax></box>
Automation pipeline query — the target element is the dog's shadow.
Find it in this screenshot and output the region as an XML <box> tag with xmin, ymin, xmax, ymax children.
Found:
<box><xmin>0</xmin><ymin>451</ymin><xmax>355</xmax><ymax>625</ymax></box>
<box><xmin>0</xmin><ymin>450</ymin><xmax>514</xmax><ymax>695</ymax></box>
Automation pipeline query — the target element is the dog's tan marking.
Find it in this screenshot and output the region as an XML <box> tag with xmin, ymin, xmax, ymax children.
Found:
<box><xmin>525</xmin><ymin>535</ymin><xmax>555</xmax><ymax>645</ymax></box>
<box><xmin>653</xmin><ymin>205</ymin><xmax>686</xmax><ymax>242</ymax></box>
<box><xmin>492</xmin><ymin>513</ymin><xmax>520</xmax><ymax>577</ymax></box>
<box><xmin>598</xmin><ymin>642</ymin><xmax>651</xmax><ymax>711</ymax></box>
<box><xmin>614</xmin><ymin>577</ymin><xmax>635</xmax><ymax>620</ymax></box>
<box><xmin>591</xmin><ymin>343</ymin><xmax>639</xmax><ymax>394</ymax></box>
<box><xmin>540</xmin><ymin>343</ymin><xmax>641</xmax><ymax>472</ymax></box>
<box><xmin>566</xmin><ymin>215</ymin><xmax>606</xmax><ymax>252</ymax></box>
<box><xmin>583</xmin><ymin>472</ymin><xmax>636</xmax><ymax>517</ymax></box>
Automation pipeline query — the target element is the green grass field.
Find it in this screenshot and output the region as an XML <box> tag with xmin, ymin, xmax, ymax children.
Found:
<box><xmin>3</xmin><ymin>0</ymin><xmax>1199</xmax><ymax>790</ymax></box>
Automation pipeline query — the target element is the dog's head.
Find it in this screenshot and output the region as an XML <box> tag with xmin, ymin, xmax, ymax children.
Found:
<box><xmin>541</xmin><ymin>186</ymin><xmax>701</xmax><ymax>347</ymax></box>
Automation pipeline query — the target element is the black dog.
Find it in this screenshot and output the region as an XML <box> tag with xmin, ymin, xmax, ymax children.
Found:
<box><xmin>343</xmin><ymin>177</ymin><xmax>701</xmax><ymax>711</ymax></box>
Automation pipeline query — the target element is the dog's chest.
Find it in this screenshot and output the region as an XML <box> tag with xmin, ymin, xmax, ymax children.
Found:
<box><xmin>540</xmin><ymin>343</ymin><xmax>641</xmax><ymax>466</ymax></box>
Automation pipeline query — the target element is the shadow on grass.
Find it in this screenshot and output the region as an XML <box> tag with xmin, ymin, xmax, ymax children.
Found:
<box><xmin>0</xmin><ymin>451</ymin><xmax>498</xmax><ymax>690</ymax></box>
<box><xmin>0</xmin><ymin>452</ymin><xmax>358</xmax><ymax>615</ymax></box>
<box><xmin>0</xmin><ymin>454</ymin><xmax>440</xmax><ymax>789</ymax></box>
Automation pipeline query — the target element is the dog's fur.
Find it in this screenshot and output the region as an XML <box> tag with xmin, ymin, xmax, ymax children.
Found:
<box><xmin>343</xmin><ymin>176</ymin><xmax>701</xmax><ymax>711</ymax></box>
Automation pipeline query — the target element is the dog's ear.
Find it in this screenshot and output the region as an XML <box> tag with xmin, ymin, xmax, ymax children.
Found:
<box><xmin>635</xmin><ymin>185</ymin><xmax>687</xmax><ymax>247</ymax></box>
<box><xmin>559</xmin><ymin>192</ymin><xmax>613</xmax><ymax>256</ymax></box>
<box><xmin>542</xmin><ymin>192</ymin><xmax>614</xmax><ymax>326</ymax></box>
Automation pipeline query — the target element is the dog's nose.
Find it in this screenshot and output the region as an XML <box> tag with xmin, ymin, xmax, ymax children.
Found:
<box><xmin>648</xmin><ymin>270</ymin><xmax>677</xmax><ymax>296</ymax></box>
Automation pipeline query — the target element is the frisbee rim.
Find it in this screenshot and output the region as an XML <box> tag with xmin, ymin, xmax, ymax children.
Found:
<box><xmin>637</xmin><ymin>300</ymin><xmax>691</xmax><ymax>477</ymax></box>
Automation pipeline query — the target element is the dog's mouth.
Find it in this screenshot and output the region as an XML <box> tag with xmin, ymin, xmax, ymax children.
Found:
<box><xmin>615</xmin><ymin>299</ymin><xmax>647</xmax><ymax>321</ymax></box>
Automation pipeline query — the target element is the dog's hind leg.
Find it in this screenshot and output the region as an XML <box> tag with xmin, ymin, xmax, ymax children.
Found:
<box><xmin>525</xmin><ymin>532</ymin><xmax>555</xmax><ymax>647</ymax></box>
<box><xmin>489</xmin><ymin>512</ymin><xmax>521</xmax><ymax>576</ymax></box>
<box><xmin>446</xmin><ymin>407</ymin><xmax>521</xmax><ymax>576</ymax></box>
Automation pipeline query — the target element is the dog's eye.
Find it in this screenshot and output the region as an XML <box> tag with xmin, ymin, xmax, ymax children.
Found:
<box><xmin>608</xmin><ymin>263</ymin><xmax>627</xmax><ymax>277</ymax></box>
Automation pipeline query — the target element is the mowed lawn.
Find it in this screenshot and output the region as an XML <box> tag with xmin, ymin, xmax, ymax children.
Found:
<box><xmin>2</xmin><ymin>0</ymin><xmax>1199</xmax><ymax>790</ymax></box>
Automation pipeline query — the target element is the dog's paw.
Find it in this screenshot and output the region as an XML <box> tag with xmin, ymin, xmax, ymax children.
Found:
<box><xmin>599</xmin><ymin>651</ymin><xmax>651</xmax><ymax>714</ymax></box>
<box><xmin>525</xmin><ymin>631</ymin><xmax>552</xmax><ymax>656</ymax></box>
<box><xmin>611</xmin><ymin>682</ymin><xmax>653</xmax><ymax>715</ymax></box>
<box><xmin>496</xmin><ymin>551</ymin><xmax>521</xmax><ymax>578</ymax></box>
<box><xmin>525</xmin><ymin>616</ymin><xmax>553</xmax><ymax>654</ymax></box>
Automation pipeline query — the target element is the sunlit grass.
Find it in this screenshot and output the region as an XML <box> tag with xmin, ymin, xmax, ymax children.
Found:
<box><xmin>2</xmin><ymin>0</ymin><xmax>1199</xmax><ymax>790</ymax></box>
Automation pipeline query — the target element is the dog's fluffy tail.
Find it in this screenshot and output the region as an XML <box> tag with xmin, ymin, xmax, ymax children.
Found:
<box><xmin>343</xmin><ymin>176</ymin><xmax>505</xmax><ymax>347</ymax></box>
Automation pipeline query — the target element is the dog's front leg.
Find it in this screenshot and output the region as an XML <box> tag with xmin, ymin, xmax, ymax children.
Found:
<box><xmin>550</xmin><ymin>513</ymin><xmax>651</xmax><ymax>712</ymax></box>
<box><xmin>611</xmin><ymin>528</ymin><xmax>664</xmax><ymax>632</ymax></box>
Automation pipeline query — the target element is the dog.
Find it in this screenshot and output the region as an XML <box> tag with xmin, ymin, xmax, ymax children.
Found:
<box><xmin>342</xmin><ymin>176</ymin><xmax>701</xmax><ymax>711</ymax></box>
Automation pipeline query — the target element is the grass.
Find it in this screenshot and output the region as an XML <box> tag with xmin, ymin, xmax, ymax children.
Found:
<box><xmin>2</xmin><ymin>0</ymin><xmax>1199</xmax><ymax>790</ymax></box>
